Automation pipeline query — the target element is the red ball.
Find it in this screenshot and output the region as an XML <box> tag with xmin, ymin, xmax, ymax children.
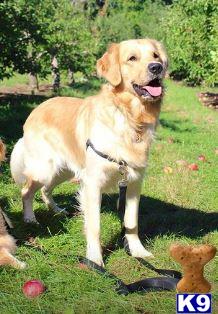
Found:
<box><xmin>22</xmin><ymin>280</ymin><xmax>46</xmax><ymax>298</ymax></box>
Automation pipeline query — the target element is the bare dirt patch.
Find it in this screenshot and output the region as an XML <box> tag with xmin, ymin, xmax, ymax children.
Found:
<box><xmin>0</xmin><ymin>84</ymin><xmax>54</xmax><ymax>97</ymax></box>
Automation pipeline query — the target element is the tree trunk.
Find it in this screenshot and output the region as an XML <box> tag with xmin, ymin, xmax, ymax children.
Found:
<box><xmin>99</xmin><ymin>0</ymin><xmax>108</xmax><ymax>16</ymax></box>
<box><xmin>28</xmin><ymin>72</ymin><xmax>39</xmax><ymax>94</ymax></box>
<box><xmin>27</xmin><ymin>47</ymin><xmax>39</xmax><ymax>94</ymax></box>
<box><xmin>68</xmin><ymin>68</ymin><xmax>75</xmax><ymax>86</ymax></box>
<box><xmin>51</xmin><ymin>55</ymin><xmax>60</xmax><ymax>92</ymax></box>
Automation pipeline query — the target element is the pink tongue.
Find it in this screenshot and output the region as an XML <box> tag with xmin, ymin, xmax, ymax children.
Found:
<box><xmin>143</xmin><ymin>85</ymin><xmax>162</xmax><ymax>97</ymax></box>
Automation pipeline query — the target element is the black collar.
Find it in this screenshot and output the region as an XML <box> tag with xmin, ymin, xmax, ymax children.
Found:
<box><xmin>86</xmin><ymin>139</ymin><xmax>127</xmax><ymax>166</ymax></box>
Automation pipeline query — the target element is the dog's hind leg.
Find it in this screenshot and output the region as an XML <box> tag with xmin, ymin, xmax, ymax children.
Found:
<box><xmin>41</xmin><ymin>184</ymin><xmax>68</xmax><ymax>215</ymax></box>
<box><xmin>22</xmin><ymin>179</ymin><xmax>42</xmax><ymax>223</ymax></box>
<box><xmin>40</xmin><ymin>173</ymin><xmax>73</xmax><ymax>215</ymax></box>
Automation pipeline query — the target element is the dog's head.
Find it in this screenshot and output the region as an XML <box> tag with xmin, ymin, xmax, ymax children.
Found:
<box><xmin>97</xmin><ymin>39</ymin><xmax>168</xmax><ymax>102</ymax></box>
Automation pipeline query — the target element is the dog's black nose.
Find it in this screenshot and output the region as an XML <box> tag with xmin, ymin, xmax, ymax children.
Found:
<box><xmin>148</xmin><ymin>63</ymin><xmax>163</xmax><ymax>75</ymax></box>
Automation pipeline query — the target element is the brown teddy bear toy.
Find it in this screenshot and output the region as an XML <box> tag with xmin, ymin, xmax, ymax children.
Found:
<box><xmin>170</xmin><ymin>243</ymin><xmax>216</xmax><ymax>293</ymax></box>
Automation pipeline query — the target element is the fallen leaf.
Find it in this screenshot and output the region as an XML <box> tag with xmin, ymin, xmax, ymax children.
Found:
<box><xmin>164</xmin><ymin>166</ymin><xmax>173</xmax><ymax>174</ymax></box>
<box><xmin>175</xmin><ymin>159</ymin><xmax>188</xmax><ymax>166</ymax></box>
<box><xmin>167</xmin><ymin>137</ymin><xmax>174</xmax><ymax>144</ymax></box>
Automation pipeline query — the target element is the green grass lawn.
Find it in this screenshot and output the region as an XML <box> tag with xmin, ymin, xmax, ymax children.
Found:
<box><xmin>0</xmin><ymin>79</ymin><xmax>217</xmax><ymax>313</ymax></box>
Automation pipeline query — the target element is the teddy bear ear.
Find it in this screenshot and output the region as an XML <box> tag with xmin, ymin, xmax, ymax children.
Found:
<box><xmin>169</xmin><ymin>243</ymin><xmax>188</xmax><ymax>262</ymax></box>
<box><xmin>197</xmin><ymin>245</ymin><xmax>217</xmax><ymax>263</ymax></box>
<box><xmin>96</xmin><ymin>43</ymin><xmax>122</xmax><ymax>87</ymax></box>
<box><xmin>169</xmin><ymin>243</ymin><xmax>183</xmax><ymax>253</ymax></box>
<box><xmin>169</xmin><ymin>244</ymin><xmax>181</xmax><ymax>258</ymax></box>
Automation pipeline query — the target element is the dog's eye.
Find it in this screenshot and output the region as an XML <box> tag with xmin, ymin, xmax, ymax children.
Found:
<box><xmin>153</xmin><ymin>52</ymin><xmax>159</xmax><ymax>59</ymax></box>
<box><xmin>128</xmin><ymin>56</ymin><xmax>137</xmax><ymax>62</ymax></box>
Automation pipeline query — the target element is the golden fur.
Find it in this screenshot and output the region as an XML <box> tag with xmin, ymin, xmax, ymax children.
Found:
<box><xmin>11</xmin><ymin>39</ymin><xmax>168</xmax><ymax>266</ymax></box>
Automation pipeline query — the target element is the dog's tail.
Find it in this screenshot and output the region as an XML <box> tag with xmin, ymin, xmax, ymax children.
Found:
<box><xmin>10</xmin><ymin>138</ymin><xmax>26</xmax><ymax>186</ymax></box>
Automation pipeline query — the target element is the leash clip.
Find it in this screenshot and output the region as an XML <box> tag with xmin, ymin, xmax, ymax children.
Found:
<box><xmin>118</xmin><ymin>163</ymin><xmax>128</xmax><ymax>187</ymax></box>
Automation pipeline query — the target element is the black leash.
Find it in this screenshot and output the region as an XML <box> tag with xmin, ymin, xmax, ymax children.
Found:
<box><xmin>78</xmin><ymin>255</ymin><xmax>181</xmax><ymax>295</ymax></box>
<box><xmin>123</xmin><ymin>237</ymin><xmax>182</xmax><ymax>279</ymax></box>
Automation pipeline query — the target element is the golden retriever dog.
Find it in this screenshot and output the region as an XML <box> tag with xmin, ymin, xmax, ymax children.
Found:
<box><xmin>10</xmin><ymin>39</ymin><xmax>168</xmax><ymax>266</ymax></box>
<box><xmin>0</xmin><ymin>140</ymin><xmax>26</xmax><ymax>269</ymax></box>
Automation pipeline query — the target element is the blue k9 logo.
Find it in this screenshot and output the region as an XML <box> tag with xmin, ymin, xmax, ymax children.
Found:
<box><xmin>177</xmin><ymin>294</ymin><xmax>212</xmax><ymax>313</ymax></box>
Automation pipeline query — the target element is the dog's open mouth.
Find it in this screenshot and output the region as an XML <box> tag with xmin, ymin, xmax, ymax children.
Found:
<box><xmin>133</xmin><ymin>78</ymin><xmax>162</xmax><ymax>98</ymax></box>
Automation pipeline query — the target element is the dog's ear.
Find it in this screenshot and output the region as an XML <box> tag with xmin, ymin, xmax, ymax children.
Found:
<box><xmin>97</xmin><ymin>43</ymin><xmax>121</xmax><ymax>87</ymax></box>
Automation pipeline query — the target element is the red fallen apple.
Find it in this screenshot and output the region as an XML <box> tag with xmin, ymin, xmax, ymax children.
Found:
<box><xmin>188</xmin><ymin>163</ymin><xmax>199</xmax><ymax>171</ymax></box>
<box><xmin>198</xmin><ymin>155</ymin><xmax>206</xmax><ymax>162</ymax></box>
<box><xmin>22</xmin><ymin>280</ymin><xmax>46</xmax><ymax>298</ymax></box>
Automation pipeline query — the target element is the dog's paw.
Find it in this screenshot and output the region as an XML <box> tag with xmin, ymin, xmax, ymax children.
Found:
<box><xmin>131</xmin><ymin>249</ymin><xmax>154</xmax><ymax>259</ymax></box>
<box><xmin>86</xmin><ymin>250</ymin><xmax>104</xmax><ymax>267</ymax></box>
<box><xmin>24</xmin><ymin>217</ymin><xmax>39</xmax><ymax>225</ymax></box>
<box><xmin>127</xmin><ymin>239</ymin><xmax>154</xmax><ymax>259</ymax></box>
<box><xmin>17</xmin><ymin>261</ymin><xmax>27</xmax><ymax>269</ymax></box>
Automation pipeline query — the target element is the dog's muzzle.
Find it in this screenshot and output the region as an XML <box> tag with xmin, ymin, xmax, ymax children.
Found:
<box><xmin>132</xmin><ymin>78</ymin><xmax>163</xmax><ymax>98</ymax></box>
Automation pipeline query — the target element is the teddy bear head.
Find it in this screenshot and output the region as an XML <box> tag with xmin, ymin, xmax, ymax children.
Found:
<box><xmin>170</xmin><ymin>243</ymin><xmax>216</xmax><ymax>266</ymax></box>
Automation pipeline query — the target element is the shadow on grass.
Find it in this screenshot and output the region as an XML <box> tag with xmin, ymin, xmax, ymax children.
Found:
<box><xmin>102</xmin><ymin>194</ymin><xmax>218</xmax><ymax>238</ymax></box>
<box><xmin>159</xmin><ymin>118</ymin><xmax>196</xmax><ymax>133</ymax></box>
<box><xmin>0</xmin><ymin>94</ymin><xmax>49</xmax><ymax>149</ymax></box>
<box><xmin>101</xmin><ymin>194</ymin><xmax>218</xmax><ymax>259</ymax></box>
<box><xmin>0</xmin><ymin>93</ymin><xmax>49</xmax><ymax>105</ymax></box>
<box><xmin>5</xmin><ymin>191</ymin><xmax>217</xmax><ymax>251</ymax></box>
<box><xmin>2</xmin><ymin>193</ymin><xmax>79</xmax><ymax>243</ymax></box>
<box><xmin>0</xmin><ymin>79</ymin><xmax>100</xmax><ymax>149</ymax></box>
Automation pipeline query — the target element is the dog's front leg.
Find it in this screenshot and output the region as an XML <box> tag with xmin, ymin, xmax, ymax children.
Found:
<box><xmin>124</xmin><ymin>180</ymin><xmax>154</xmax><ymax>259</ymax></box>
<box><xmin>80</xmin><ymin>182</ymin><xmax>103</xmax><ymax>266</ymax></box>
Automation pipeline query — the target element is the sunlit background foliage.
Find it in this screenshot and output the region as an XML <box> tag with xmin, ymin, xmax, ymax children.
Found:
<box><xmin>0</xmin><ymin>0</ymin><xmax>217</xmax><ymax>86</ymax></box>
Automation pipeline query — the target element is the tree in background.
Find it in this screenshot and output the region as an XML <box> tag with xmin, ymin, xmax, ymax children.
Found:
<box><xmin>163</xmin><ymin>0</ymin><xmax>218</xmax><ymax>86</ymax></box>
<box><xmin>92</xmin><ymin>0</ymin><xmax>166</xmax><ymax>57</ymax></box>
<box><xmin>0</xmin><ymin>0</ymin><xmax>217</xmax><ymax>87</ymax></box>
<box><xmin>0</xmin><ymin>0</ymin><xmax>97</xmax><ymax>90</ymax></box>
<box><xmin>0</xmin><ymin>1</ymin><xmax>47</xmax><ymax>82</ymax></box>
<box><xmin>43</xmin><ymin>0</ymin><xmax>98</xmax><ymax>88</ymax></box>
